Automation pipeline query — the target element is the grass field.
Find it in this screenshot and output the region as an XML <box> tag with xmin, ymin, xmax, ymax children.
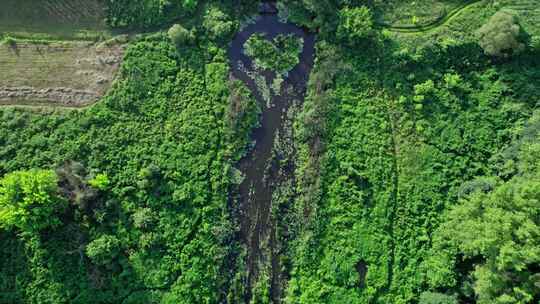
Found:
<box><xmin>373</xmin><ymin>0</ymin><xmax>467</xmax><ymax>27</ymax></box>
<box><xmin>387</xmin><ymin>0</ymin><xmax>540</xmax><ymax>48</ymax></box>
<box><xmin>0</xmin><ymin>40</ymin><xmax>124</xmax><ymax>107</ymax></box>
<box><xmin>0</xmin><ymin>0</ymin><xmax>110</xmax><ymax>40</ymax></box>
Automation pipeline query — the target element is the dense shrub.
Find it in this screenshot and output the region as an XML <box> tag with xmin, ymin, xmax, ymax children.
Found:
<box><xmin>0</xmin><ymin>169</ymin><xmax>65</xmax><ymax>233</ymax></box>
<box><xmin>86</xmin><ymin>234</ymin><xmax>121</xmax><ymax>265</ymax></box>
<box><xmin>244</xmin><ymin>33</ymin><xmax>304</xmax><ymax>74</ymax></box>
<box><xmin>105</xmin><ymin>0</ymin><xmax>200</xmax><ymax>28</ymax></box>
<box><xmin>476</xmin><ymin>10</ymin><xmax>526</xmax><ymax>57</ymax></box>
<box><xmin>168</xmin><ymin>24</ymin><xmax>193</xmax><ymax>46</ymax></box>
<box><xmin>426</xmin><ymin>113</ymin><xmax>540</xmax><ymax>303</ymax></box>
<box><xmin>203</xmin><ymin>6</ymin><xmax>237</xmax><ymax>42</ymax></box>
<box><xmin>337</xmin><ymin>6</ymin><xmax>373</xmax><ymax>42</ymax></box>
<box><xmin>0</xmin><ymin>34</ymin><xmax>254</xmax><ymax>303</ymax></box>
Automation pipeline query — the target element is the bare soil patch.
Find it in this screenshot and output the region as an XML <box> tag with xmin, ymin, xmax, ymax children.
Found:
<box><xmin>0</xmin><ymin>41</ymin><xmax>124</xmax><ymax>107</ymax></box>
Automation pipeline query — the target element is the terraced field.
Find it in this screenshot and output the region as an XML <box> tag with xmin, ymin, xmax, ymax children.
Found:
<box><xmin>374</xmin><ymin>0</ymin><xmax>466</xmax><ymax>27</ymax></box>
<box><xmin>0</xmin><ymin>0</ymin><xmax>109</xmax><ymax>40</ymax></box>
<box><xmin>0</xmin><ymin>41</ymin><xmax>124</xmax><ymax>107</ymax></box>
<box><xmin>385</xmin><ymin>0</ymin><xmax>540</xmax><ymax>48</ymax></box>
<box><xmin>502</xmin><ymin>0</ymin><xmax>540</xmax><ymax>35</ymax></box>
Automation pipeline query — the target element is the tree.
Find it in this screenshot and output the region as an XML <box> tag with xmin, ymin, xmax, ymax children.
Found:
<box><xmin>476</xmin><ymin>10</ymin><xmax>526</xmax><ymax>57</ymax></box>
<box><xmin>168</xmin><ymin>23</ymin><xmax>193</xmax><ymax>46</ymax></box>
<box><xmin>426</xmin><ymin>139</ymin><xmax>540</xmax><ymax>303</ymax></box>
<box><xmin>0</xmin><ymin>169</ymin><xmax>66</xmax><ymax>233</ymax></box>
<box><xmin>86</xmin><ymin>234</ymin><xmax>121</xmax><ymax>265</ymax></box>
<box><xmin>203</xmin><ymin>6</ymin><xmax>236</xmax><ymax>42</ymax></box>
<box><xmin>337</xmin><ymin>6</ymin><xmax>373</xmax><ymax>42</ymax></box>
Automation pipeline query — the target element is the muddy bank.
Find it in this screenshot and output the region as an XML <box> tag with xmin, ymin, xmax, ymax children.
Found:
<box><xmin>228</xmin><ymin>4</ymin><xmax>315</xmax><ymax>302</ymax></box>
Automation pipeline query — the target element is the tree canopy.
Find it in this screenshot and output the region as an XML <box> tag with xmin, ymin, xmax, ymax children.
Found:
<box><xmin>476</xmin><ymin>10</ymin><xmax>526</xmax><ymax>57</ymax></box>
<box><xmin>0</xmin><ymin>169</ymin><xmax>65</xmax><ymax>233</ymax></box>
<box><xmin>427</xmin><ymin>126</ymin><xmax>540</xmax><ymax>303</ymax></box>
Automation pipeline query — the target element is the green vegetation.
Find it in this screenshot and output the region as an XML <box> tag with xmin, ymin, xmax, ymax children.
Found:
<box><xmin>168</xmin><ymin>24</ymin><xmax>194</xmax><ymax>46</ymax></box>
<box><xmin>244</xmin><ymin>33</ymin><xmax>304</xmax><ymax>75</ymax></box>
<box><xmin>1</xmin><ymin>1</ymin><xmax>540</xmax><ymax>303</ymax></box>
<box><xmin>0</xmin><ymin>169</ymin><xmax>66</xmax><ymax>233</ymax></box>
<box><xmin>372</xmin><ymin>0</ymin><xmax>467</xmax><ymax>27</ymax></box>
<box><xmin>337</xmin><ymin>6</ymin><xmax>374</xmax><ymax>42</ymax></box>
<box><xmin>0</xmin><ymin>0</ymin><xmax>109</xmax><ymax>40</ymax></box>
<box><xmin>419</xmin><ymin>292</ymin><xmax>458</xmax><ymax>304</ymax></box>
<box><xmin>0</xmin><ymin>31</ymin><xmax>259</xmax><ymax>302</ymax></box>
<box><xmin>426</xmin><ymin>112</ymin><xmax>540</xmax><ymax>303</ymax></box>
<box><xmin>476</xmin><ymin>10</ymin><xmax>527</xmax><ymax>57</ymax></box>
<box><xmin>283</xmin><ymin>1</ymin><xmax>540</xmax><ymax>303</ymax></box>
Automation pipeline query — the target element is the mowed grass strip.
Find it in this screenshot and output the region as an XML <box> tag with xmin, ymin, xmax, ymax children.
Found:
<box><xmin>0</xmin><ymin>40</ymin><xmax>124</xmax><ymax>107</ymax></box>
<box><xmin>0</xmin><ymin>0</ymin><xmax>110</xmax><ymax>40</ymax></box>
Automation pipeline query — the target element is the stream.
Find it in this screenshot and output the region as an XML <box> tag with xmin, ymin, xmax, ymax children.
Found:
<box><xmin>228</xmin><ymin>3</ymin><xmax>315</xmax><ymax>301</ymax></box>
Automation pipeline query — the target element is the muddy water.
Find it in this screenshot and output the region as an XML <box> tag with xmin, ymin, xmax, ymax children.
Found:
<box><xmin>228</xmin><ymin>4</ymin><xmax>315</xmax><ymax>301</ymax></box>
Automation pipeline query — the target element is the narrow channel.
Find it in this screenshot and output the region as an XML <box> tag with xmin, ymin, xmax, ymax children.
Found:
<box><xmin>228</xmin><ymin>2</ymin><xmax>315</xmax><ymax>301</ymax></box>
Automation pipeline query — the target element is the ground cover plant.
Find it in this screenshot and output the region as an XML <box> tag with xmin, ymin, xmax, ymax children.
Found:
<box><xmin>0</xmin><ymin>29</ymin><xmax>260</xmax><ymax>303</ymax></box>
<box><xmin>244</xmin><ymin>33</ymin><xmax>304</xmax><ymax>75</ymax></box>
<box><xmin>0</xmin><ymin>1</ymin><xmax>539</xmax><ymax>304</ymax></box>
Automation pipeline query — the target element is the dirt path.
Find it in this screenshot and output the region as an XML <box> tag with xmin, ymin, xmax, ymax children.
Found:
<box><xmin>228</xmin><ymin>4</ymin><xmax>315</xmax><ymax>302</ymax></box>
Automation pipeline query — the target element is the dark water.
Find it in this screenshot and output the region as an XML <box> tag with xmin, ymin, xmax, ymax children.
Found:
<box><xmin>228</xmin><ymin>5</ymin><xmax>315</xmax><ymax>301</ymax></box>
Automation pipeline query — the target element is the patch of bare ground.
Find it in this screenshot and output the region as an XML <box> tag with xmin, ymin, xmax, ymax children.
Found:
<box><xmin>0</xmin><ymin>40</ymin><xmax>125</xmax><ymax>107</ymax></box>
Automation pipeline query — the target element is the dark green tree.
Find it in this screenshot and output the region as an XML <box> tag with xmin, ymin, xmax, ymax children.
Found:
<box><xmin>426</xmin><ymin>139</ymin><xmax>540</xmax><ymax>303</ymax></box>
<box><xmin>337</xmin><ymin>6</ymin><xmax>373</xmax><ymax>42</ymax></box>
<box><xmin>203</xmin><ymin>6</ymin><xmax>237</xmax><ymax>42</ymax></box>
<box><xmin>86</xmin><ymin>234</ymin><xmax>121</xmax><ymax>266</ymax></box>
<box><xmin>168</xmin><ymin>23</ymin><xmax>193</xmax><ymax>46</ymax></box>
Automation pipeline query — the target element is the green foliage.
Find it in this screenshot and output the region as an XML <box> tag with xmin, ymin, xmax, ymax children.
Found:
<box><xmin>168</xmin><ymin>24</ymin><xmax>193</xmax><ymax>46</ymax></box>
<box><xmin>0</xmin><ymin>169</ymin><xmax>65</xmax><ymax>233</ymax></box>
<box><xmin>427</xmin><ymin>123</ymin><xmax>540</xmax><ymax>303</ymax></box>
<box><xmin>86</xmin><ymin>234</ymin><xmax>121</xmax><ymax>265</ymax></box>
<box><xmin>286</xmin><ymin>14</ymin><xmax>540</xmax><ymax>303</ymax></box>
<box><xmin>88</xmin><ymin>173</ymin><xmax>110</xmax><ymax>190</ymax></box>
<box><xmin>2</xmin><ymin>35</ymin><xmax>16</xmax><ymax>47</ymax></box>
<box><xmin>0</xmin><ymin>33</ymin><xmax>255</xmax><ymax>302</ymax></box>
<box><xmin>105</xmin><ymin>0</ymin><xmax>200</xmax><ymax>28</ymax></box>
<box><xmin>531</xmin><ymin>35</ymin><xmax>540</xmax><ymax>50</ymax></box>
<box><xmin>419</xmin><ymin>292</ymin><xmax>457</xmax><ymax>304</ymax></box>
<box><xmin>203</xmin><ymin>6</ymin><xmax>237</xmax><ymax>42</ymax></box>
<box><xmin>337</xmin><ymin>6</ymin><xmax>374</xmax><ymax>42</ymax></box>
<box><xmin>284</xmin><ymin>0</ymin><xmax>338</xmax><ymax>33</ymax></box>
<box><xmin>244</xmin><ymin>33</ymin><xmax>304</xmax><ymax>75</ymax></box>
<box><xmin>476</xmin><ymin>10</ymin><xmax>526</xmax><ymax>57</ymax></box>
<box><xmin>225</xmin><ymin>79</ymin><xmax>261</xmax><ymax>159</ymax></box>
<box><xmin>1</xmin><ymin>1</ymin><xmax>540</xmax><ymax>303</ymax></box>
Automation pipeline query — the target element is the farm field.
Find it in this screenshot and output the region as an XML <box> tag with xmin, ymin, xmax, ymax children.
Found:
<box><xmin>0</xmin><ymin>40</ymin><xmax>124</xmax><ymax>107</ymax></box>
<box><xmin>0</xmin><ymin>0</ymin><xmax>110</xmax><ymax>40</ymax></box>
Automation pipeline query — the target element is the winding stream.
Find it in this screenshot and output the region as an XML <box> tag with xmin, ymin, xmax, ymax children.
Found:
<box><xmin>228</xmin><ymin>3</ymin><xmax>315</xmax><ymax>300</ymax></box>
